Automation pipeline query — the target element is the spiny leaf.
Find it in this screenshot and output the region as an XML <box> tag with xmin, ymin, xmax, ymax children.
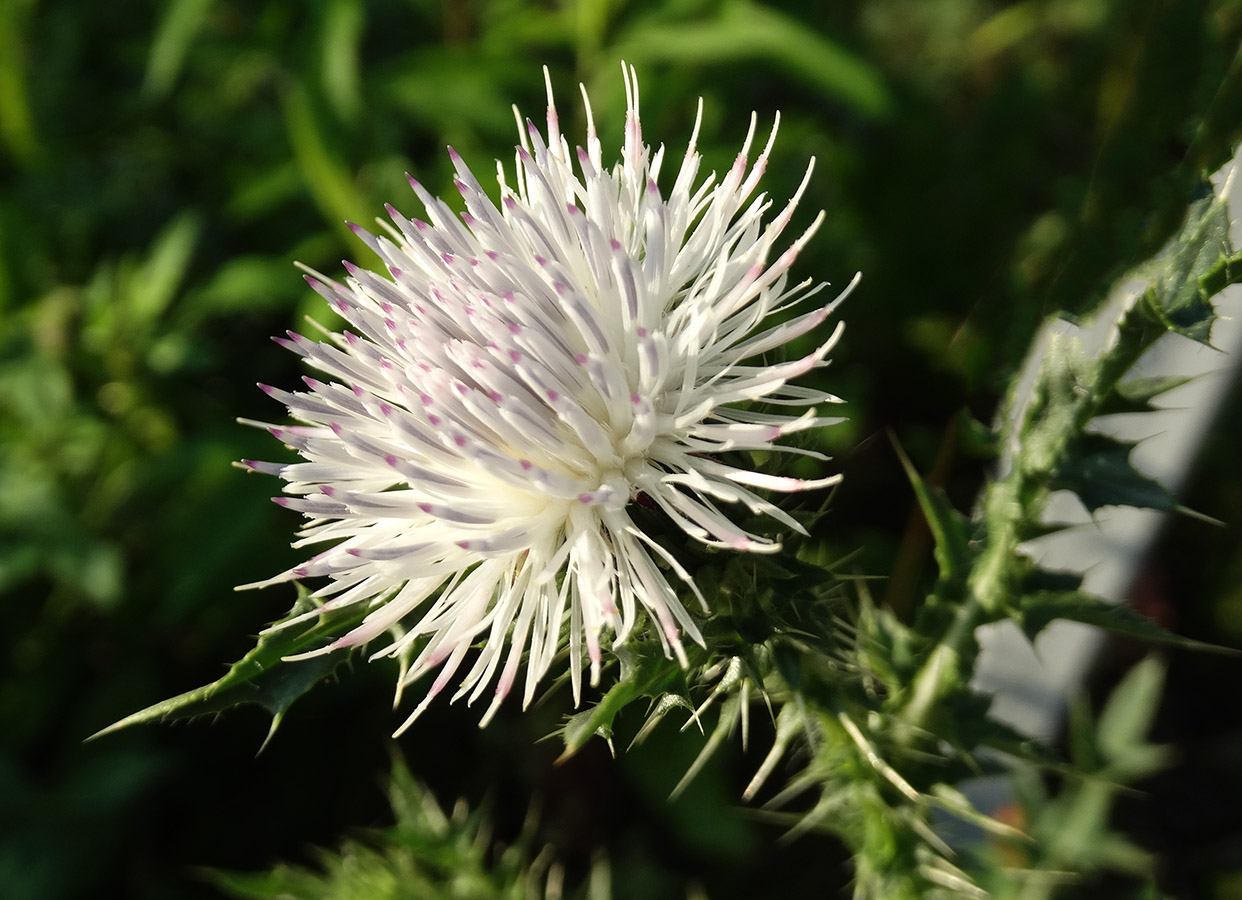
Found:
<box><xmin>1017</xmin><ymin>590</ymin><xmax>1236</xmax><ymax>654</ymax></box>
<box><xmin>558</xmin><ymin>679</ymin><xmax>639</xmax><ymax>758</ymax></box>
<box><xmin>1140</xmin><ymin>189</ymin><xmax>1236</xmax><ymax>345</ymax></box>
<box><xmin>1098</xmin><ymin>374</ymin><xmax>1196</xmax><ymax>416</ymax></box>
<box><xmin>210</xmin><ymin>755</ymin><xmax>598</xmax><ymax>900</ymax></box>
<box><xmin>630</xmin><ymin>692</ymin><xmax>697</xmax><ymax>749</ymax></box>
<box><xmin>1050</xmin><ymin>432</ymin><xmax>1176</xmax><ymax>513</ymax></box>
<box><xmin>971</xmin><ymin>717</ymin><xmax>1065</xmax><ymax>769</ymax></box>
<box><xmin>1014</xmin><ymin>517</ymin><xmax>1085</xmax><ymax>542</ymax></box>
<box><xmin>1198</xmin><ymin>242</ymin><xmax>1242</xmax><ymax>301</ymax></box>
<box><xmin>90</xmin><ymin>585</ymin><xmax>367</xmax><ymax>743</ymax></box>
<box><xmin>890</xmin><ymin>435</ymin><xmax>972</xmax><ymax>586</ymax></box>
<box><xmin>670</xmin><ymin>697</ymin><xmax>740</xmax><ymax>800</ymax></box>
<box><xmin>1018</xmin><ymin>565</ymin><xmax>1084</xmax><ymax>594</ymax></box>
<box><xmin>557</xmin><ymin>638</ymin><xmax>693</xmax><ymax>758</ymax></box>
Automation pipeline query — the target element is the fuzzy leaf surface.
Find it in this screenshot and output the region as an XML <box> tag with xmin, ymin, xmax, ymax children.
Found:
<box><xmin>1140</xmin><ymin>190</ymin><xmax>1235</xmax><ymax>344</ymax></box>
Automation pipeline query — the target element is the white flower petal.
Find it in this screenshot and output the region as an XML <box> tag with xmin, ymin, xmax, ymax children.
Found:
<box><xmin>243</xmin><ymin>63</ymin><xmax>854</xmax><ymax>729</ymax></box>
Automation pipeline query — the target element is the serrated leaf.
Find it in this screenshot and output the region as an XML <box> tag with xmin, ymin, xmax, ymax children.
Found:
<box><xmin>1098</xmin><ymin>374</ymin><xmax>1196</xmax><ymax>416</ymax></box>
<box><xmin>1019</xmin><ymin>566</ymin><xmax>1084</xmax><ymax>594</ymax></box>
<box><xmin>1014</xmin><ymin>517</ymin><xmax>1083</xmax><ymax>542</ymax></box>
<box><xmin>1142</xmin><ymin>189</ymin><xmax>1239</xmax><ymax>345</ymax></box>
<box><xmin>1051</xmin><ymin>432</ymin><xmax>1176</xmax><ymax>513</ymax></box>
<box><xmin>1018</xmin><ymin>590</ymin><xmax>1236</xmax><ymax>654</ymax></box>
<box><xmin>974</xmin><ymin>718</ymin><xmax>1072</xmax><ymax>770</ymax></box>
<box><xmin>1198</xmin><ymin>243</ymin><xmax>1242</xmax><ymax>301</ymax></box>
<box><xmin>90</xmin><ymin>585</ymin><xmax>368</xmax><ymax>744</ymax></box>
<box><xmin>558</xmin><ymin>638</ymin><xmax>695</xmax><ymax>758</ymax></box>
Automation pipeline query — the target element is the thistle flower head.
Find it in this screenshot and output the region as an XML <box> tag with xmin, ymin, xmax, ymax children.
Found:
<box><xmin>242</xmin><ymin>65</ymin><xmax>855</xmax><ymax>732</ymax></box>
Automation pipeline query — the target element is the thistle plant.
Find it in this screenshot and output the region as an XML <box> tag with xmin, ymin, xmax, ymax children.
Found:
<box><xmin>211</xmin><ymin>758</ymin><xmax>617</xmax><ymax>900</ymax></box>
<box><xmin>89</xmin><ymin>63</ymin><xmax>1242</xmax><ymax>900</ymax></box>
<box><xmin>96</xmin><ymin>65</ymin><xmax>855</xmax><ymax>738</ymax></box>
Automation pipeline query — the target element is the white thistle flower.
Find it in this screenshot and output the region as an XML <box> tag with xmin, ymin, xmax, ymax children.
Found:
<box><xmin>240</xmin><ymin>65</ymin><xmax>856</xmax><ymax>732</ymax></box>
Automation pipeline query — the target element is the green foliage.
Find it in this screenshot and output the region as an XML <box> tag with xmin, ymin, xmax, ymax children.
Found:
<box><xmin>5</xmin><ymin>1</ymin><xmax>1242</xmax><ymax>898</ymax></box>
<box><xmin>892</xmin><ymin>436</ymin><xmax>973</xmax><ymax>593</ymax></box>
<box><xmin>976</xmin><ymin>659</ymin><xmax>1172</xmax><ymax>900</ymax></box>
<box><xmin>1132</xmin><ymin>190</ymin><xmax>1234</xmax><ymax>347</ymax></box>
<box><xmin>612</xmin><ymin>0</ymin><xmax>894</xmax><ymax>119</ymax></box>
<box><xmin>713</xmin><ymin>156</ymin><xmax>1242</xmax><ymax>900</ymax></box>
<box><xmin>557</xmin><ymin>527</ymin><xmax>851</xmax><ymax>768</ymax></box>
<box><xmin>0</xmin><ymin>213</ymin><xmax>204</xmax><ymax>609</ymax></box>
<box><xmin>558</xmin><ymin>638</ymin><xmax>691</xmax><ymax>758</ymax></box>
<box><xmin>89</xmin><ymin>585</ymin><xmax>364</xmax><ymax>748</ymax></box>
<box><xmin>1017</xmin><ymin>591</ymin><xmax>1236</xmax><ymax>654</ymax></box>
<box><xmin>1049</xmin><ymin>432</ymin><xmax>1176</xmax><ymax>514</ymax></box>
<box><xmin>971</xmin><ymin>175</ymin><xmax>1242</xmax><ymax>635</ymax></box>
<box><xmin>212</xmin><ymin>757</ymin><xmax>615</xmax><ymax>900</ymax></box>
<box><xmin>548</xmin><ymin>166</ymin><xmax>1241</xmax><ymax>895</ymax></box>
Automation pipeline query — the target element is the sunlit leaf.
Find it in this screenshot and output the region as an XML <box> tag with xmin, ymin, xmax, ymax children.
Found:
<box><xmin>129</xmin><ymin>213</ymin><xmax>200</xmax><ymax>328</ymax></box>
<box><xmin>615</xmin><ymin>0</ymin><xmax>893</xmax><ymax>120</ymax></box>
<box><xmin>381</xmin><ymin>49</ymin><xmax>529</xmax><ymax>142</ymax></box>
<box><xmin>283</xmin><ymin>82</ymin><xmax>372</xmax><ymax>241</ymax></box>
<box><xmin>144</xmin><ymin>0</ymin><xmax>215</xmax><ymax>99</ymax></box>
<box><xmin>188</xmin><ymin>255</ymin><xmax>301</xmax><ymax>317</ymax></box>
<box><xmin>319</xmin><ymin>0</ymin><xmax>364</xmax><ymax>123</ymax></box>
<box><xmin>0</xmin><ymin>0</ymin><xmax>40</xmax><ymax>164</ymax></box>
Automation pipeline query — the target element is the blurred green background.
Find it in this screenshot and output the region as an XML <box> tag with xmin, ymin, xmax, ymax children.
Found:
<box><xmin>2</xmin><ymin>0</ymin><xmax>1242</xmax><ymax>897</ymax></box>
